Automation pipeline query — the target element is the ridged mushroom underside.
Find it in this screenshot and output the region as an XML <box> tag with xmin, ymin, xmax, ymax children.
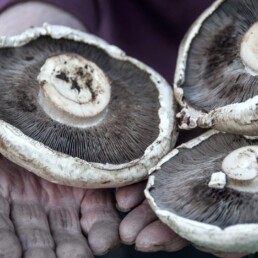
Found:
<box><xmin>182</xmin><ymin>0</ymin><xmax>258</xmax><ymax>112</ymax></box>
<box><xmin>149</xmin><ymin>132</ymin><xmax>258</xmax><ymax>229</ymax></box>
<box><xmin>0</xmin><ymin>37</ymin><xmax>160</xmax><ymax>164</ymax></box>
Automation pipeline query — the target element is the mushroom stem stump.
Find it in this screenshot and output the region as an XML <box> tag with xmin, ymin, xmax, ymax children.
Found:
<box><xmin>241</xmin><ymin>22</ymin><xmax>258</xmax><ymax>76</ymax></box>
<box><xmin>208</xmin><ymin>146</ymin><xmax>258</xmax><ymax>192</ymax></box>
<box><xmin>37</xmin><ymin>53</ymin><xmax>111</xmax><ymax>128</ymax></box>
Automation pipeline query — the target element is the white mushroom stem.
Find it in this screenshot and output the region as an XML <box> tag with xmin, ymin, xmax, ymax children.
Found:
<box><xmin>240</xmin><ymin>22</ymin><xmax>258</xmax><ymax>76</ymax></box>
<box><xmin>197</xmin><ymin>95</ymin><xmax>258</xmax><ymax>136</ymax></box>
<box><xmin>208</xmin><ymin>172</ymin><xmax>226</xmax><ymax>189</ymax></box>
<box><xmin>37</xmin><ymin>53</ymin><xmax>111</xmax><ymax>128</ymax></box>
<box><xmin>218</xmin><ymin>146</ymin><xmax>258</xmax><ymax>193</ymax></box>
<box><xmin>222</xmin><ymin>146</ymin><xmax>258</xmax><ymax>181</ymax></box>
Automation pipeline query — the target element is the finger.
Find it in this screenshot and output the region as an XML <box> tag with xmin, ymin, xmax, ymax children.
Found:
<box><xmin>48</xmin><ymin>206</ymin><xmax>92</xmax><ymax>258</ymax></box>
<box><xmin>195</xmin><ymin>246</ymin><xmax>247</xmax><ymax>258</ymax></box>
<box><xmin>135</xmin><ymin>220</ymin><xmax>188</xmax><ymax>252</ymax></box>
<box><xmin>119</xmin><ymin>200</ymin><xmax>156</xmax><ymax>244</ymax></box>
<box><xmin>0</xmin><ymin>157</ymin><xmax>22</xmax><ymax>258</ymax></box>
<box><xmin>80</xmin><ymin>189</ymin><xmax>121</xmax><ymax>255</ymax></box>
<box><xmin>41</xmin><ymin>180</ymin><xmax>92</xmax><ymax>258</ymax></box>
<box><xmin>9</xmin><ymin>170</ymin><xmax>55</xmax><ymax>258</ymax></box>
<box><xmin>40</xmin><ymin>180</ymin><xmax>84</xmax><ymax>209</ymax></box>
<box><xmin>0</xmin><ymin>156</ymin><xmax>16</xmax><ymax>198</ymax></box>
<box><xmin>116</xmin><ymin>182</ymin><xmax>146</xmax><ymax>212</ymax></box>
<box><xmin>11</xmin><ymin>202</ymin><xmax>55</xmax><ymax>258</ymax></box>
<box><xmin>0</xmin><ymin>196</ymin><xmax>22</xmax><ymax>258</ymax></box>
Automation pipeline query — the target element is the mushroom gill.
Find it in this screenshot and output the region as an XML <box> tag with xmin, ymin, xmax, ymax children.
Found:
<box><xmin>182</xmin><ymin>0</ymin><xmax>258</xmax><ymax>111</ymax></box>
<box><xmin>0</xmin><ymin>37</ymin><xmax>160</xmax><ymax>164</ymax></box>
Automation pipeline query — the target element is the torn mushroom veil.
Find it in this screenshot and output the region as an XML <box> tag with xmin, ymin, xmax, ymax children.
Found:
<box><xmin>0</xmin><ymin>24</ymin><xmax>176</xmax><ymax>188</ymax></box>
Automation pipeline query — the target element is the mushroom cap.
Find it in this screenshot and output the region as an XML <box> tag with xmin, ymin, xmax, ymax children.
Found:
<box><xmin>0</xmin><ymin>24</ymin><xmax>176</xmax><ymax>188</ymax></box>
<box><xmin>174</xmin><ymin>0</ymin><xmax>258</xmax><ymax>135</ymax></box>
<box><xmin>145</xmin><ymin>130</ymin><xmax>258</xmax><ymax>253</ymax></box>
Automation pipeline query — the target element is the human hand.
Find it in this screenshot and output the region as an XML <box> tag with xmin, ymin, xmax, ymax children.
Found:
<box><xmin>0</xmin><ymin>155</ymin><xmax>121</xmax><ymax>257</ymax></box>
<box><xmin>116</xmin><ymin>181</ymin><xmax>248</xmax><ymax>258</ymax></box>
<box><xmin>0</xmin><ymin>5</ymin><xmax>122</xmax><ymax>256</ymax></box>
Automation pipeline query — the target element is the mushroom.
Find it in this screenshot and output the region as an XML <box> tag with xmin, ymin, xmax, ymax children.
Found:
<box><xmin>0</xmin><ymin>24</ymin><xmax>176</xmax><ymax>188</ymax></box>
<box><xmin>174</xmin><ymin>0</ymin><xmax>258</xmax><ymax>136</ymax></box>
<box><xmin>145</xmin><ymin>130</ymin><xmax>258</xmax><ymax>253</ymax></box>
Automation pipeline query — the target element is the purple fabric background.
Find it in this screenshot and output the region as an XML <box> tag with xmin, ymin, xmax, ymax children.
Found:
<box><xmin>0</xmin><ymin>0</ymin><xmax>214</xmax><ymax>81</ymax></box>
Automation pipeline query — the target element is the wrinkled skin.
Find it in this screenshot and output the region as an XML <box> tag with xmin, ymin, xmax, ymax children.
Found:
<box><xmin>0</xmin><ymin>155</ymin><xmax>247</xmax><ymax>258</ymax></box>
<box><xmin>0</xmin><ymin>2</ymin><xmax>249</xmax><ymax>258</ymax></box>
<box><xmin>0</xmin><ymin>155</ymin><xmax>120</xmax><ymax>258</ymax></box>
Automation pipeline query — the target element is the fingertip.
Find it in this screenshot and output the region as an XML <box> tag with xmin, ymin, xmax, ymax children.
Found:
<box><xmin>88</xmin><ymin>221</ymin><xmax>120</xmax><ymax>256</ymax></box>
<box><xmin>116</xmin><ymin>182</ymin><xmax>146</xmax><ymax>211</ymax></box>
<box><xmin>135</xmin><ymin>220</ymin><xmax>188</xmax><ymax>252</ymax></box>
<box><xmin>119</xmin><ymin>218</ymin><xmax>138</xmax><ymax>245</ymax></box>
<box><xmin>56</xmin><ymin>239</ymin><xmax>93</xmax><ymax>258</ymax></box>
<box><xmin>119</xmin><ymin>201</ymin><xmax>156</xmax><ymax>245</ymax></box>
<box><xmin>80</xmin><ymin>189</ymin><xmax>121</xmax><ymax>255</ymax></box>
